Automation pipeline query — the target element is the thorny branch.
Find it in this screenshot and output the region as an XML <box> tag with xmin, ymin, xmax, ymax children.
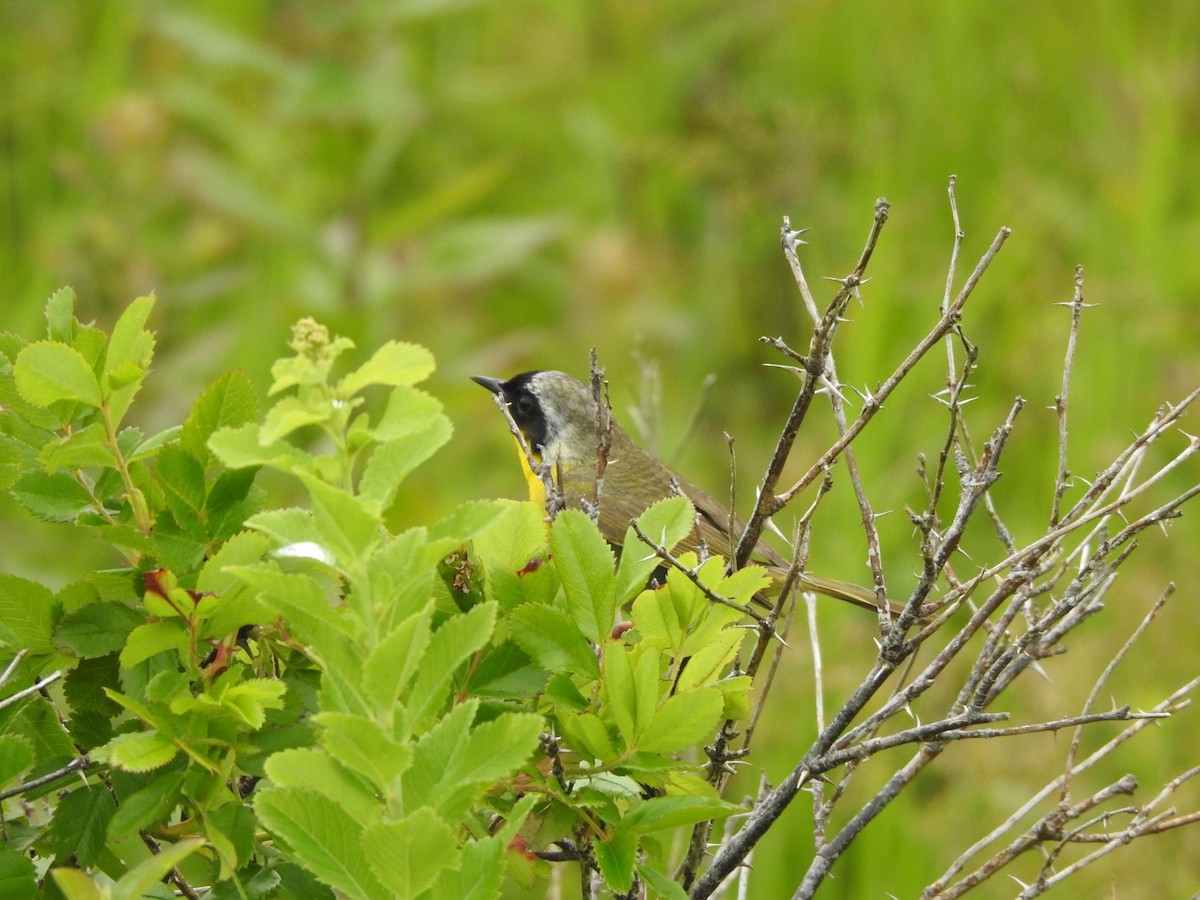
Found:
<box><xmin>682</xmin><ymin>182</ymin><xmax>1198</xmax><ymax>899</ymax></box>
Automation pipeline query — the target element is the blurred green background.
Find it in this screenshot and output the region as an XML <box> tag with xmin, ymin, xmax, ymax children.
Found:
<box><xmin>3</xmin><ymin>1</ymin><xmax>1197</xmax><ymax>896</ymax></box>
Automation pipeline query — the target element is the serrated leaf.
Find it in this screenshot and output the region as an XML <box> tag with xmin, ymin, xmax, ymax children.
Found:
<box><xmin>400</xmin><ymin>700</ymin><xmax>477</xmax><ymax>811</ymax></box>
<box><xmin>104</xmin><ymin>730</ymin><xmax>179</xmax><ymax>772</ymax></box>
<box><xmin>369</xmin><ymin>385</ymin><xmax>443</xmax><ymax>441</ymax></box>
<box><xmin>550</xmin><ymin>509</ymin><xmax>617</xmax><ymax>644</ymax></box>
<box><xmin>253</xmin><ymin>786</ymin><xmax>388</xmax><ymax>899</ymax></box>
<box><xmin>151</xmin><ymin>510</ymin><xmax>208</xmax><ymax>572</ymax></box>
<box><xmin>0</xmin><ymin>734</ymin><xmax>33</xmax><ymax>786</ymax></box>
<box><xmin>208</xmin><ymin>422</ymin><xmax>311</xmax><ymax>472</ymax></box>
<box><xmin>120</xmin><ymin>621</ymin><xmax>188</xmax><ymax>668</ymax></box>
<box><xmin>222</xmin><ymin>678</ymin><xmax>287</xmax><ymax>729</ymax></box>
<box><xmin>0</xmin><ymin>574</ymin><xmax>58</xmax><ymax>654</ymax></box>
<box><xmin>406</xmin><ymin>603</ymin><xmax>497</xmax><ymax>730</ymax></box>
<box><xmin>63</xmin><ymin>654</ymin><xmax>122</xmax><ymax>716</ymax></box>
<box><xmin>128</xmin><ymin>425</ymin><xmax>181</xmax><ymax>461</ymax></box>
<box><xmin>357</xmin><ymin>414</ymin><xmax>453</xmax><ymax>510</ymax></box>
<box><xmin>50</xmin><ymin>784</ymin><xmax>116</xmax><ymax>867</ymax></box>
<box><xmin>301</xmin><ymin>475</ymin><xmax>382</xmax><ymax>567</ymax></box>
<box><xmin>261</xmin><ymin>395</ymin><xmax>332</xmax><ymax>445</ymax></box>
<box><xmin>11</xmin><ymin>470</ymin><xmax>95</xmax><ymax>521</ymax></box>
<box><xmin>363</xmin><ymin>808</ymin><xmax>458</xmax><ymax>897</ymax></box>
<box><xmin>674</xmin><ymin>628</ymin><xmax>744</xmax><ymax>692</ymax></box>
<box><xmin>113</xmin><ymin>837</ymin><xmax>204</xmax><ymax>898</ymax></box>
<box><xmin>67</xmin><ymin>709</ymin><xmax>113</xmax><ymax>750</ymax></box>
<box><xmin>104</xmin><ymin>295</ymin><xmax>155</xmax><ymax>374</ymax></box>
<box><xmin>593</xmin><ymin>826</ymin><xmax>637</xmax><ymax>893</ymax></box>
<box><xmin>44</xmin><ymin>287</ymin><xmax>76</xmax><ymax>342</ymax></box>
<box><xmin>362</xmin><ymin>607</ymin><xmax>433</xmax><ymax>710</ymax></box>
<box><xmin>637</xmin><ymin>688</ymin><xmax>724</xmax><ymax>755</ymax></box>
<box><xmin>558</xmin><ymin>711</ymin><xmax>618</xmax><ymax>760</ymax></box>
<box><xmin>14</xmin><ymin>341</ymin><xmax>103</xmax><ymax>408</ymax></box>
<box><xmin>428</xmin><ymin>499</ymin><xmax>508</xmax><ymax>544</ymax></box>
<box><xmin>636</xmin><ymin>864</ymin><xmax>691</xmax><ymax>900</ymax></box>
<box><xmin>107</xmin><ymin>769</ymin><xmax>185</xmax><ymax>841</ymax></box>
<box><xmin>509</xmin><ymin>604</ymin><xmax>600</xmax><ymax>680</ymax></box>
<box><xmin>625</xmin><ymin>794</ymin><xmax>742</xmax><ymax>834</ymax></box>
<box><xmin>54</xmin><ymin>603</ymin><xmax>143</xmax><ymax>658</ymax></box>
<box><xmin>315</xmin><ymin>712</ymin><xmax>412</xmax><ymax>790</ymax></box>
<box><xmin>264</xmin><ymin>748</ymin><xmax>379</xmax><ymax>824</ymax></box>
<box><xmin>338</xmin><ymin>340</ymin><xmax>435</xmax><ymax>396</ymax></box>
<box><xmin>615</xmin><ymin>497</ymin><xmax>695</xmax><ymax>604</ymax></box>
<box><xmin>157</xmin><ymin>444</ymin><xmax>207</xmax><ymax>522</ymax></box>
<box><xmin>437</xmin><ymin>713</ymin><xmax>541</xmax><ymax>813</ymax></box>
<box><xmin>429</xmin><ymin>832</ymin><xmax>508</xmax><ymax>900</ymax></box>
<box><xmin>36</xmin><ymin>421</ymin><xmax>117</xmax><ymax>471</ymax></box>
<box><xmin>0</xmin><ymin>845</ymin><xmax>38</xmax><ymax>898</ymax></box>
<box><xmin>182</xmin><ymin>370</ymin><xmax>258</xmax><ymax>464</ymax></box>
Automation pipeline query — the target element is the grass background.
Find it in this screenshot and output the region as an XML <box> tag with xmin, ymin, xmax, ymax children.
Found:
<box><xmin>3</xmin><ymin>1</ymin><xmax>1198</xmax><ymax>896</ymax></box>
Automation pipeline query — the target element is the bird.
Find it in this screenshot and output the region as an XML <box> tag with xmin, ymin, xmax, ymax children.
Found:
<box><xmin>472</xmin><ymin>369</ymin><xmax>891</xmax><ymax>614</ymax></box>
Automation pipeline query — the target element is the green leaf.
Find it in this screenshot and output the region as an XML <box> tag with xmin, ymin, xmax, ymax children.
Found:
<box><xmin>103</xmin><ymin>730</ymin><xmax>179</xmax><ymax>772</ymax></box>
<box><xmin>208</xmin><ymin>422</ymin><xmax>312</xmax><ymax>472</ymax></box>
<box><xmin>107</xmin><ymin>769</ymin><xmax>185</xmax><ymax>840</ymax></box>
<box><xmin>129</xmin><ymin>424</ymin><xmax>182</xmax><ymax>461</ymax></box>
<box><xmin>0</xmin><ymin>845</ymin><xmax>37</xmax><ymax>898</ymax></box>
<box><xmin>182</xmin><ymin>370</ymin><xmax>259</xmax><ymax>465</ymax></box>
<box><xmin>49</xmin><ymin>868</ymin><xmax>105</xmax><ymax>900</ymax></box>
<box><xmin>36</xmin><ymin>421</ymin><xmax>118</xmax><ymax>471</ymax></box>
<box><xmin>54</xmin><ymin>603</ymin><xmax>144</xmax><ymax>658</ymax></box>
<box><xmin>0</xmin><ymin>574</ymin><xmax>59</xmax><ymax>654</ymax></box>
<box><xmin>509</xmin><ymin>604</ymin><xmax>600</xmax><ymax>680</ymax></box>
<box><xmin>261</xmin><ymin>395</ymin><xmax>332</xmax><ymax>444</ymax></box>
<box><xmin>301</xmin><ymin>475</ymin><xmax>383</xmax><ymax>567</ymax></box>
<box><xmin>673</xmin><ymin>628</ymin><xmax>744</xmax><ymax>692</ymax></box>
<box><xmin>253</xmin><ymin>786</ymin><xmax>388</xmax><ymax>899</ymax></box>
<box><xmin>221</xmin><ymin>677</ymin><xmax>287</xmax><ymax>729</ymax></box>
<box><xmin>151</xmin><ymin>510</ymin><xmax>208</xmax><ymax>572</ymax></box>
<box><xmin>14</xmin><ymin>341</ymin><xmax>103</xmax><ymax>408</ymax></box>
<box><xmin>357</xmin><ymin>414</ymin><xmax>453</xmax><ymax>510</ymax></box>
<box><xmin>624</xmin><ymin>794</ymin><xmax>743</xmax><ymax>835</ymax></box>
<box><xmin>638</xmin><ymin>688</ymin><xmax>724</xmax><ymax>755</ymax></box>
<box><xmin>593</xmin><ymin>826</ymin><xmax>637</xmax><ymax>893</ymax></box>
<box><xmin>337</xmin><ymin>340</ymin><xmax>435</xmax><ymax>396</ymax></box>
<box><xmin>636</xmin><ymin>863</ymin><xmax>689</xmax><ymax>900</ymax></box>
<box><xmin>362</xmin><ymin>807</ymin><xmax>458</xmax><ymax>897</ymax></box>
<box><xmin>0</xmin><ymin>734</ymin><xmax>33</xmax><ymax>786</ymax></box>
<box><xmin>120</xmin><ymin>620</ymin><xmax>188</xmax><ymax>668</ymax></box>
<box><xmin>400</xmin><ymin>700</ymin><xmax>477</xmax><ymax>812</ymax></box>
<box><xmin>557</xmin><ymin>712</ymin><xmax>618</xmax><ymax>761</ymax></box>
<box><xmin>11</xmin><ymin>470</ymin><xmax>95</xmax><ymax>521</ymax></box>
<box><xmin>434</xmin><ymin>713</ymin><xmax>542</xmax><ymax>818</ymax></box>
<box><xmin>44</xmin><ymin>286</ymin><xmax>76</xmax><ymax>342</ymax></box>
<box><xmin>550</xmin><ymin>509</ymin><xmax>617</xmax><ymax>644</ymax></box>
<box><xmin>315</xmin><ymin>712</ymin><xmax>412</xmax><ymax>790</ymax></box>
<box><xmin>427</xmin><ymin>796</ymin><xmax>535</xmax><ymax>900</ymax></box>
<box><xmin>113</xmin><ymin>837</ymin><xmax>204</xmax><ymax>898</ymax></box>
<box><xmin>264</xmin><ymin>748</ymin><xmax>380</xmax><ymax>824</ymax></box>
<box><xmin>615</xmin><ymin>497</ymin><xmax>696</xmax><ymax>604</ymax></box>
<box><xmin>63</xmin><ymin>654</ymin><xmax>122</xmax><ymax>716</ymax></box>
<box><xmin>104</xmin><ymin>294</ymin><xmax>156</xmax><ymax>376</ymax></box>
<box><xmin>428</xmin><ymin>499</ymin><xmax>508</xmax><ymax>545</ymax></box>
<box><xmin>157</xmin><ymin>444</ymin><xmax>207</xmax><ymax>518</ymax></box>
<box><xmin>406</xmin><ymin>603</ymin><xmax>497</xmax><ymax>730</ymax></box>
<box><xmin>362</xmin><ymin>607</ymin><xmax>433</xmax><ymax>710</ymax></box>
<box><xmin>50</xmin><ymin>784</ymin><xmax>116</xmax><ymax>868</ymax></box>
<box><xmin>369</xmin><ymin>385</ymin><xmax>443</xmax><ymax>441</ymax></box>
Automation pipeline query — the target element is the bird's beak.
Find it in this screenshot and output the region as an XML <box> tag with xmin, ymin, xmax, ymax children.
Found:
<box><xmin>470</xmin><ymin>375</ymin><xmax>505</xmax><ymax>395</ymax></box>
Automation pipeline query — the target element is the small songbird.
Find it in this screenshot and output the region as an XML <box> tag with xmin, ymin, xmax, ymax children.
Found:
<box><xmin>473</xmin><ymin>370</ymin><xmax>888</xmax><ymax>613</ymax></box>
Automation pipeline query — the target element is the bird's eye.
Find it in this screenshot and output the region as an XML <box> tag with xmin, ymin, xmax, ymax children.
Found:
<box><xmin>515</xmin><ymin>396</ymin><xmax>535</xmax><ymax>417</ymax></box>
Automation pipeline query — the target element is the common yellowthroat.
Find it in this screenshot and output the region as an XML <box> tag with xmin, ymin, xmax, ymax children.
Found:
<box><xmin>473</xmin><ymin>370</ymin><xmax>887</xmax><ymax>614</ymax></box>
